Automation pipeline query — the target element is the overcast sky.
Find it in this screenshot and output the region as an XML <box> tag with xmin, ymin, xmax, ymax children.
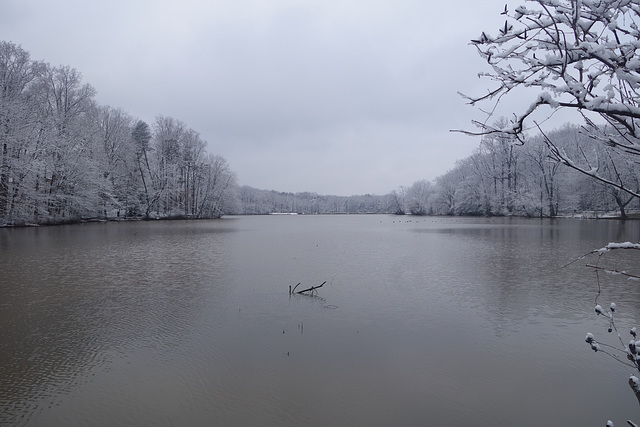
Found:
<box><xmin>1</xmin><ymin>0</ymin><xmax>519</xmax><ymax>196</ymax></box>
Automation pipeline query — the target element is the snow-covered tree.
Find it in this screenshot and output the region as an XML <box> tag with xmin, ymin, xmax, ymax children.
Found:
<box><xmin>195</xmin><ymin>154</ymin><xmax>236</xmax><ymax>218</ymax></box>
<box><xmin>478</xmin><ymin>120</ymin><xmax>522</xmax><ymax>214</ymax></box>
<box><xmin>33</xmin><ymin>64</ymin><xmax>100</xmax><ymax>221</ymax></box>
<box><xmin>0</xmin><ymin>42</ymin><xmax>43</xmax><ymax>223</ymax></box>
<box><xmin>389</xmin><ymin>187</ymin><xmax>406</xmax><ymax>215</ymax></box>
<box><xmin>464</xmin><ymin>0</ymin><xmax>640</xmax><ymax>201</ymax></box>
<box><xmin>132</xmin><ymin>120</ymin><xmax>154</xmax><ymax>217</ymax></box>
<box><xmin>405</xmin><ymin>179</ymin><xmax>434</xmax><ymax>215</ymax></box>
<box><xmin>524</xmin><ymin>131</ymin><xmax>563</xmax><ymax>217</ymax></box>
<box><xmin>0</xmin><ymin>41</ymin><xmax>239</xmax><ymax>225</ymax></box>
<box><xmin>91</xmin><ymin>105</ymin><xmax>138</xmax><ymax>217</ymax></box>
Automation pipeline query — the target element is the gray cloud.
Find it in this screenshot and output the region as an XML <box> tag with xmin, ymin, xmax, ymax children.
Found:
<box><xmin>0</xmin><ymin>0</ymin><xmax>511</xmax><ymax>195</ymax></box>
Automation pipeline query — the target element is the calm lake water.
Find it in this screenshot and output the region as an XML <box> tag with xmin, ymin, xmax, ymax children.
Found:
<box><xmin>1</xmin><ymin>215</ymin><xmax>640</xmax><ymax>426</ymax></box>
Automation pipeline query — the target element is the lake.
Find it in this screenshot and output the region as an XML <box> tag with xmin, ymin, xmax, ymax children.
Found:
<box><xmin>1</xmin><ymin>215</ymin><xmax>640</xmax><ymax>426</ymax></box>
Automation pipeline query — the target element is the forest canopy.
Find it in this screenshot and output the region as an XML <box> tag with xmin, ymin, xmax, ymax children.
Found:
<box><xmin>0</xmin><ymin>41</ymin><xmax>237</xmax><ymax>225</ymax></box>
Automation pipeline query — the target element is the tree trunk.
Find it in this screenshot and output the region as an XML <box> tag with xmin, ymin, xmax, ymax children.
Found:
<box><xmin>614</xmin><ymin>192</ymin><xmax>630</xmax><ymax>220</ymax></box>
<box><xmin>0</xmin><ymin>142</ymin><xmax>8</xmax><ymax>218</ymax></box>
<box><xmin>629</xmin><ymin>376</ymin><xmax>640</xmax><ymax>407</ymax></box>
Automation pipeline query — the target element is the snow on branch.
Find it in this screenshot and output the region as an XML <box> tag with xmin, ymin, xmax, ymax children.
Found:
<box><xmin>596</xmin><ymin>242</ymin><xmax>640</xmax><ymax>253</ymax></box>
<box><xmin>453</xmin><ymin>0</ymin><xmax>640</xmax><ymax>204</ymax></box>
<box><xmin>459</xmin><ymin>0</ymin><xmax>640</xmax><ymax>153</ymax></box>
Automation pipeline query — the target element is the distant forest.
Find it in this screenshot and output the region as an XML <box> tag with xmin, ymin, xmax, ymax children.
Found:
<box><xmin>1</xmin><ymin>41</ymin><xmax>638</xmax><ymax>226</ymax></box>
<box><xmin>234</xmin><ymin>122</ymin><xmax>640</xmax><ymax>218</ymax></box>
<box><xmin>399</xmin><ymin>122</ymin><xmax>640</xmax><ymax>219</ymax></box>
<box><xmin>233</xmin><ymin>121</ymin><xmax>640</xmax><ymax>218</ymax></box>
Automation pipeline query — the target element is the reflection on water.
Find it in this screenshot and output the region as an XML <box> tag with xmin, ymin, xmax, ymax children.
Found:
<box><xmin>1</xmin><ymin>216</ymin><xmax>639</xmax><ymax>426</ymax></box>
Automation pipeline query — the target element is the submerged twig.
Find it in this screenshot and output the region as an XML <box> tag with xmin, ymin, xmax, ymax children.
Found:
<box><xmin>289</xmin><ymin>282</ymin><xmax>301</xmax><ymax>295</ymax></box>
<box><xmin>297</xmin><ymin>281</ymin><xmax>326</xmax><ymax>294</ymax></box>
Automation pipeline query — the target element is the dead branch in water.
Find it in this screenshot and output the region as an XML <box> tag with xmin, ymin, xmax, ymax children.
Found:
<box><xmin>289</xmin><ymin>281</ymin><xmax>326</xmax><ymax>295</ymax></box>
<box><xmin>289</xmin><ymin>283</ymin><xmax>301</xmax><ymax>295</ymax></box>
<box><xmin>297</xmin><ymin>281</ymin><xmax>326</xmax><ymax>294</ymax></box>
